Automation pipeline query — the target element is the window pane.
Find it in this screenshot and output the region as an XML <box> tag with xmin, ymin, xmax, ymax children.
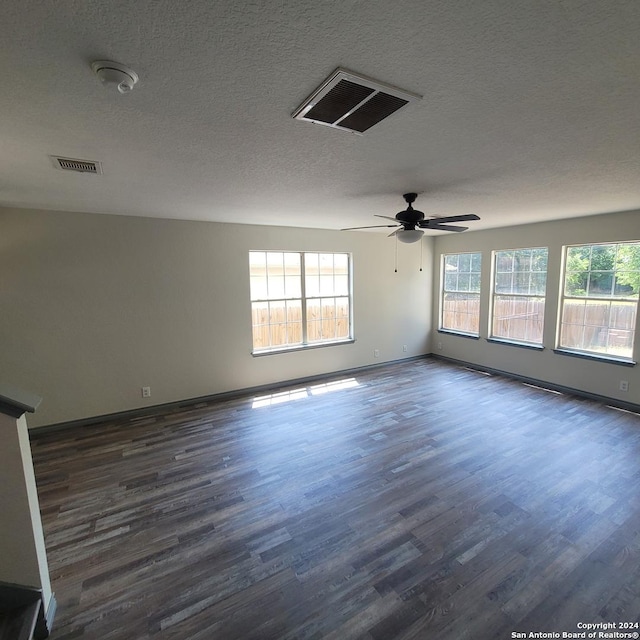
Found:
<box><xmin>334</xmin><ymin>274</ymin><xmax>349</xmax><ymax>295</ymax></box>
<box><xmin>307</xmin><ymin>320</ymin><xmax>322</xmax><ymax>342</ymax></box>
<box><xmin>458</xmin><ymin>253</ymin><xmax>471</xmax><ymax>272</ymax></box>
<box><xmin>305</xmin><ymin>253</ymin><xmax>319</xmax><ymax>276</ymax></box>
<box><xmin>565</xmin><ymin>274</ymin><xmax>588</xmax><ymax>296</ymax></box>
<box><xmin>610</xmin><ymin>301</ymin><xmax>637</xmax><ymax>329</ymax></box>
<box><xmin>444</xmin><ymin>273</ymin><xmax>458</xmax><ymax>291</ymax></box>
<box><xmin>286</xmin><ymin>299</ymin><xmax>302</xmax><ymax>322</ymax></box>
<box><xmin>530</xmin><ymin>272</ymin><xmax>547</xmax><ymax>296</ymax></box>
<box><xmin>560</xmin><ymin>242</ymin><xmax>640</xmax><ymax>358</ymax></box>
<box><xmin>284</xmin><ymin>252</ymin><xmax>301</xmax><ymax>274</ymax></box>
<box><xmin>319</xmin><ymin>275</ymin><xmax>334</xmax><ymax>296</ymax></box>
<box><xmin>250</xmin><ymin>275</ymin><xmax>268</xmax><ymax>300</ymax></box>
<box><xmin>319</xmin><ymin>253</ymin><xmax>334</xmax><ymax>269</ymax></box>
<box><xmin>441</xmin><ymin>252</ymin><xmax>481</xmax><ymax>334</ymax></box>
<box><xmin>496</xmin><ymin>251</ymin><xmax>513</xmax><ymax>273</ymax></box>
<box><xmin>493</xmin><ymin>295</ymin><xmax>545</xmax><ymax>344</ymax></box>
<box><xmin>614</xmin><ymin>273</ymin><xmax>638</xmax><ymax>298</ymax></box>
<box><xmin>251</xmin><ymin>251</ymin><xmax>351</xmax><ymax>351</ymax></box>
<box><xmin>514</xmin><ymin>249</ymin><xmax>531</xmax><ymax>271</ymax></box>
<box><xmin>445</xmin><ymin>254</ymin><xmax>459</xmax><ymax>269</ymax></box>
<box><xmin>306</xmin><ymin>298</ymin><xmax>321</xmax><ymax>321</ymax></box>
<box><xmin>469</xmin><ymin>273</ymin><xmax>481</xmax><ymax>293</ymax></box>
<box><xmin>457</xmin><ymin>273</ymin><xmax>471</xmax><ymax>292</ymax></box>
<box><xmin>495</xmin><ymin>272</ymin><xmax>512</xmax><ymax>294</ymax></box>
<box><xmin>285</xmin><ymin>275</ymin><xmax>301</xmax><ymax>298</ymax></box>
<box><xmin>306</xmin><ymin>274</ymin><xmax>320</xmax><ymax>297</ymax></box>
<box><xmin>587</xmin><ymin>272</ymin><xmax>613</xmax><ymax>297</ymax></box>
<box><xmin>334</xmin><ymin>253</ymin><xmax>349</xmax><ymax>274</ymax></box>
<box><xmin>251</xmin><ymin>301</ymin><xmax>269</xmax><ymax>328</ymax></box>
<box><xmin>591</xmin><ymin>245</ymin><xmax>616</xmax><ymax>271</ymax></box>
<box><xmin>336</xmin><ymin>297</ymin><xmax>349</xmax><ymax>317</ymax></box>
<box><xmin>441</xmin><ymin>292</ymin><xmax>480</xmax><ymax>334</ymax></box>
<box><xmin>491</xmin><ymin>247</ymin><xmax>547</xmax><ymax>345</ymax></box>
<box><xmin>514</xmin><ymin>271</ymin><xmax>530</xmax><ymax>295</ymax></box>
<box><xmin>249</xmin><ymin>251</ymin><xmax>266</xmax><ymax>273</ymax></box>
<box><xmin>531</xmin><ymin>248</ymin><xmax>548</xmax><ymax>271</ymax></box>
<box><xmin>267</xmin><ymin>252</ymin><xmax>284</xmax><ymax>276</ymax></box>
<box><xmin>268</xmin><ymin>275</ymin><xmax>285</xmax><ymax>299</ymax></box>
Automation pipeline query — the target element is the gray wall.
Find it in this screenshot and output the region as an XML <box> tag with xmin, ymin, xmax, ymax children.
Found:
<box><xmin>1</xmin><ymin>207</ymin><xmax>432</xmax><ymax>427</ymax></box>
<box><xmin>432</xmin><ymin>209</ymin><xmax>640</xmax><ymax>405</ymax></box>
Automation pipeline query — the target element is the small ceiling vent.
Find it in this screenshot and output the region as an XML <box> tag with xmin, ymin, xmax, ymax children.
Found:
<box><xmin>293</xmin><ymin>68</ymin><xmax>421</xmax><ymax>134</ymax></box>
<box><xmin>50</xmin><ymin>156</ymin><xmax>103</xmax><ymax>175</ymax></box>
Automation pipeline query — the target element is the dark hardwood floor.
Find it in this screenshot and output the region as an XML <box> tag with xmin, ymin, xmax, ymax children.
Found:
<box><xmin>30</xmin><ymin>357</ymin><xmax>640</xmax><ymax>639</ymax></box>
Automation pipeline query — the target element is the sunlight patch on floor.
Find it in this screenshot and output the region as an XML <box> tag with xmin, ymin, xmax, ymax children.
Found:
<box><xmin>252</xmin><ymin>378</ymin><xmax>360</xmax><ymax>408</ymax></box>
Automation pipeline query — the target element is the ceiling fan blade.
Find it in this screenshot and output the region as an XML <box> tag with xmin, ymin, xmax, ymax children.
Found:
<box><xmin>341</xmin><ymin>224</ymin><xmax>399</xmax><ymax>230</ymax></box>
<box><xmin>424</xmin><ymin>223</ymin><xmax>469</xmax><ymax>232</ymax></box>
<box><xmin>374</xmin><ymin>214</ymin><xmax>402</xmax><ymax>223</ymax></box>
<box><xmin>388</xmin><ymin>228</ymin><xmax>401</xmax><ymax>237</ymax></box>
<box><xmin>422</xmin><ymin>214</ymin><xmax>480</xmax><ymax>224</ymax></box>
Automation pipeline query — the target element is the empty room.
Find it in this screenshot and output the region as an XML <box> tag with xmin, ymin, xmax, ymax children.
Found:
<box><xmin>1</xmin><ymin>1</ymin><xmax>640</xmax><ymax>639</ymax></box>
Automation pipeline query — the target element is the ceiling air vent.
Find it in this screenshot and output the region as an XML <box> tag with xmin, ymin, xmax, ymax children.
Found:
<box><xmin>293</xmin><ymin>68</ymin><xmax>421</xmax><ymax>134</ymax></box>
<box><xmin>50</xmin><ymin>156</ymin><xmax>103</xmax><ymax>175</ymax></box>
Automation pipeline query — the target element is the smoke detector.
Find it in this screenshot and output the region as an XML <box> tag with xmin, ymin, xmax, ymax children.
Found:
<box><xmin>91</xmin><ymin>60</ymin><xmax>139</xmax><ymax>94</ymax></box>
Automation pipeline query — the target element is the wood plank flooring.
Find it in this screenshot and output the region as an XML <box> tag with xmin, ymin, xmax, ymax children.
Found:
<box><xmin>30</xmin><ymin>358</ymin><xmax>640</xmax><ymax>639</ymax></box>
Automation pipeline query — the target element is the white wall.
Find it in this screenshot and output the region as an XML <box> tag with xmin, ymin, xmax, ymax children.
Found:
<box><xmin>432</xmin><ymin>209</ymin><xmax>640</xmax><ymax>405</ymax></box>
<box><xmin>1</xmin><ymin>207</ymin><xmax>433</xmax><ymax>427</ymax></box>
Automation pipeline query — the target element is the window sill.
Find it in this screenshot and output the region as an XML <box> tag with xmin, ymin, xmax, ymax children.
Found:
<box><xmin>437</xmin><ymin>329</ymin><xmax>480</xmax><ymax>340</ymax></box>
<box><xmin>252</xmin><ymin>338</ymin><xmax>355</xmax><ymax>356</ymax></box>
<box><xmin>553</xmin><ymin>348</ymin><xmax>636</xmax><ymax>367</ymax></box>
<box><xmin>487</xmin><ymin>337</ymin><xmax>544</xmax><ymax>351</ymax></box>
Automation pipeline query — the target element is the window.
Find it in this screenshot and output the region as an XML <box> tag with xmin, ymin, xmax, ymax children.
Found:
<box><xmin>491</xmin><ymin>247</ymin><xmax>548</xmax><ymax>345</ymax></box>
<box><xmin>441</xmin><ymin>252</ymin><xmax>482</xmax><ymax>335</ymax></box>
<box><xmin>249</xmin><ymin>251</ymin><xmax>352</xmax><ymax>352</ymax></box>
<box><xmin>559</xmin><ymin>242</ymin><xmax>640</xmax><ymax>360</ymax></box>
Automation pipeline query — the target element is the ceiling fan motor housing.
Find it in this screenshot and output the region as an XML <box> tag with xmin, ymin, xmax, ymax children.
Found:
<box><xmin>397</xmin><ymin>194</ymin><xmax>424</xmax><ymax>228</ymax></box>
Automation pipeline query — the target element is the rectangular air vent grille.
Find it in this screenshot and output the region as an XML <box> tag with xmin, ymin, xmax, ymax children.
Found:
<box><xmin>51</xmin><ymin>156</ymin><xmax>103</xmax><ymax>174</ymax></box>
<box><xmin>305</xmin><ymin>80</ymin><xmax>374</xmax><ymax>125</ymax></box>
<box><xmin>293</xmin><ymin>68</ymin><xmax>421</xmax><ymax>135</ymax></box>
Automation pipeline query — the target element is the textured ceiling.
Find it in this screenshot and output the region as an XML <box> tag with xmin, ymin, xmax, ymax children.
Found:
<box><xmin>1</xmin><ymin>0</ymin><xmax>640</xmax><ymax>233</ymax></box>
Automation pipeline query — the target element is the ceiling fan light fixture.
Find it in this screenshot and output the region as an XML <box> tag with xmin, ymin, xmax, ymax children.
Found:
<box><xmin>397</xmin><ymin>229</ymin><xmax>424</xmax><ymax>243</ymax></box>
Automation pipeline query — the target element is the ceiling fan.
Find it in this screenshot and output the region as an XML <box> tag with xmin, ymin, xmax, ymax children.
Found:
<box><xmin>342</xmin><ymin>193</ymin><xmax>480</xmax><ymax>243</ymax></box>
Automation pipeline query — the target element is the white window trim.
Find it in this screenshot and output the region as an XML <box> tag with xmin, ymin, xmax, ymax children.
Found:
<box><xmin>556</xmin><ymin>241</ymin><xmax>640</xmax><ymax>364</ymax></box>
<box><xmin>440</xmin><ymin>251</ymin><xmax>482</xmax><ymax>337</ymax></box>
<box><xmin>250</xmin><ymin>251</ymin><xmax>353</xmax><ymax>355</ymax></box>
<box><xmin>489</xmin><ymin>247</ymin><xmax>548</xmax><ymax>347</ymax></box>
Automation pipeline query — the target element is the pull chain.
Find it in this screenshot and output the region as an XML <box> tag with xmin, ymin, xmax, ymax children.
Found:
<box><xmin>394</xmin><ymin>234</ymin><xmax>398</xmax><ymax>272</ymax></box>
<box><xmin>420</xmin><ymin>238</ymin><xmax>423</xmax><ymax>272</ymax></box>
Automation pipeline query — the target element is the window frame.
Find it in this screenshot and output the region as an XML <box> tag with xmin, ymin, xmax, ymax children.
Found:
<box><xmin>439</xmin><ymin>251</ymin><xmax>482</xmax><ymax>337</ymax></box>
<box><xmin>557</xmin><ymin>241</ymin><xmax>640</xmax><ymax>364</ymax></box>
<box><xmin>249</xmin><ymin>250</ymin><xmax>353</xmax><ymax>355</ymax></box>
<box><xmin>489</xmin><ymin>247</ymin><xmax>549</xmax><ymax>348</ymax></box>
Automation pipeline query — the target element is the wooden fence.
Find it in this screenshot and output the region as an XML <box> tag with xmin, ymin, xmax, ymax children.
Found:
<box><xmin>443</xmin><ymin>296</ymin><xmax>636</xmax><ymax>355</ymax></box>
<box><xmin>252</xmin><ymin>299</ymin><xmax>350</xmax><ymax>349</ymax></box>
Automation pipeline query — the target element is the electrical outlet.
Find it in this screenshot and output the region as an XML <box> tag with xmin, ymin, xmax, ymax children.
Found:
<box><xmin>620</xmin><ymin>380</ymin><xmax>629</xmax><ymax>392</ymax></box>
<box><xmin>142</xmin><ymin>386</ymin><xmax>151</xmax><ymax>398</ymax></box>
<box><xmin>403</xmin><ymin>345</ymin><xmax>408</xmax><ymax>352</ymax></box>
<box><xmin>437</xmin><ymin>341</ymin><xmax>443</xmax><ymax>350</ymax></box>
<box><xmin>374</xmin><ymin>349</ymin><xmax>379</xmax><ymax>358</ymax></box>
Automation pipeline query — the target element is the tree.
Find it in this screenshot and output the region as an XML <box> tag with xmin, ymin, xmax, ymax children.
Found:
<box><xmin>615</xmin><ymin>243</ymin><xmax>640</xmax><ymax>296</ymax></box>
<box><xmin>564</xmin><ymin>243</ymin><xmax>640</xmax><ymax>297</ymax></box>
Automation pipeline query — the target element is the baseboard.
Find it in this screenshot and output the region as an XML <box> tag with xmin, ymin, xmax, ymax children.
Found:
<box><xmin>432</xmin><ymin>354</ymin><xmax>640</xmax><ymax>415</ymax></box>
<box><xmin>30</xmin><ymin>354</ymin><xmax>432</xmax><ymax>435</ymax></box>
